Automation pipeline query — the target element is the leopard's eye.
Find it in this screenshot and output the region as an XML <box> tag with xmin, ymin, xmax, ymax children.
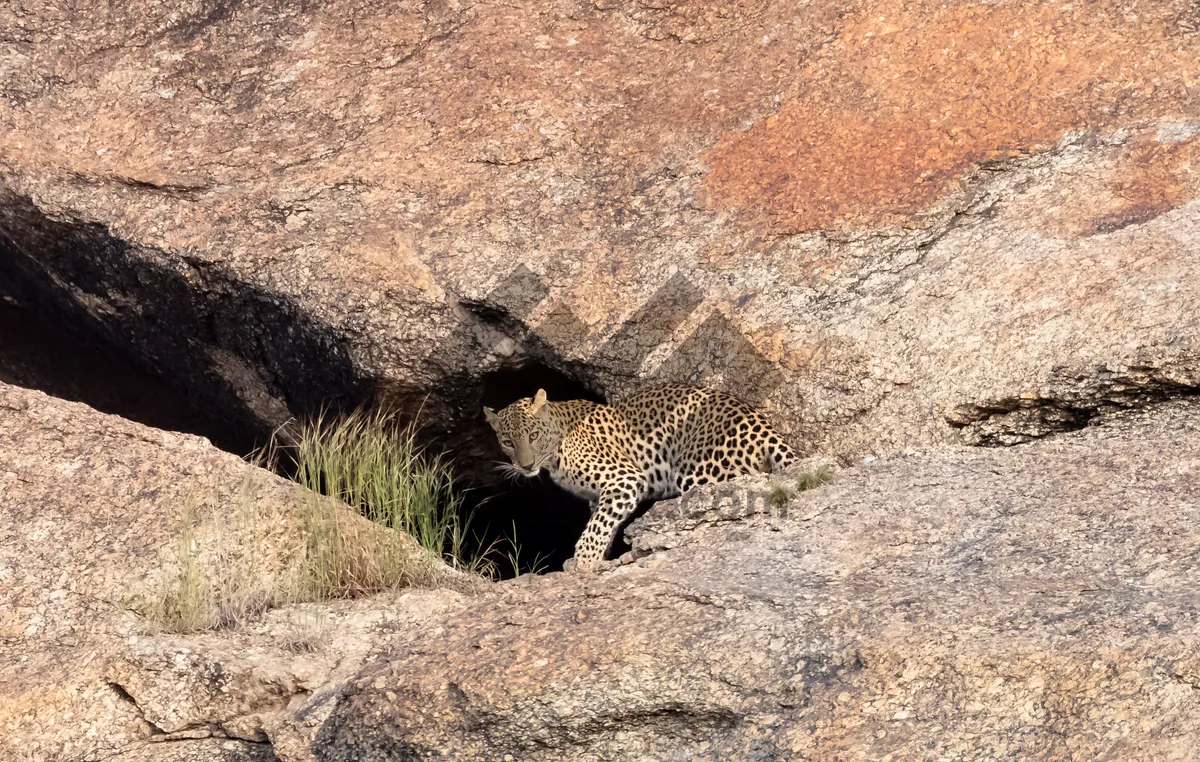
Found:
<box><xmin>530</xmin><ymin>431</ymin><xmax>540</xmax><ymax>441</ymax></box>
<box><xmin>501</xmin><ymin>438</ymin><xmax>514</xmax><ymax>448</ymax></box>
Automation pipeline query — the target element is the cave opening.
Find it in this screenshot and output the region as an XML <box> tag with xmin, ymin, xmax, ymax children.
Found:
<box><xmin>0</xmin><ymin>191</ymin><xmax>377</xmax><ymax>459</ymax></box>
<box><xmin>0</xmin><ymin>190</ymin><xmax>625</xmax><ymax>582</ymax></box>
<box><xmin>457</xmin><ymin>362</ymin><xmax>607</xmax><ymax>578</ymax></box>
<box><xmin>0</xmin><ymin>266</ymin><xmax>256</xmax><ymax>456</ymax></box>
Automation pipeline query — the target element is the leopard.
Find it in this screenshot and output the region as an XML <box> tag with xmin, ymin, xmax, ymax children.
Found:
<box><xmin>484</xmin><ymin>383</ymin><xmax>797</xmax><ymax>572</ymax></box>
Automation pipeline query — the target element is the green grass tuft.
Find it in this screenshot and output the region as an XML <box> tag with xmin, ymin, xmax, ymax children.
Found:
<box><xmin>769</xmin><ymin>467</ymin><xmax>835</xmax><ymax>512</ymax></box>
<box><xmin>794</xmin><ymin>467</ymin><xmax>835</xmax><ymax>492</ymax></box>
<box><xmin>500</xmin><ymin>521</ymin><xmax>552</xmax><ymax>577</ymax></box>
<box><xmin>768</xmin><ymin>482</ymin><xmax>794</xmax><ymax>511</ymax></box>
<box><xmin>286</xmin><ymin>406</ymin><xmax>485</xmax><ymax>576</ymax></box>
<box><xmin>145</xmin><ymin>406</ymin><xmax>560</xmax><ymax>633</ymax></box>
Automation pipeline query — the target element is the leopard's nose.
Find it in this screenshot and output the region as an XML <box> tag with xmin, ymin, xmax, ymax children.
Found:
<box><xmin>518</xmin><ymin>459</ymin><xmax>536</xmax><ymax>471</ymax></box>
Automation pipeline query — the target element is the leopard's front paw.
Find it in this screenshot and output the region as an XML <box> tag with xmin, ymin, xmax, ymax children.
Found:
<box><xmin>563</xmin><ymin>555</ymin><xmax>610</xmax><ymax>573</ymax></box>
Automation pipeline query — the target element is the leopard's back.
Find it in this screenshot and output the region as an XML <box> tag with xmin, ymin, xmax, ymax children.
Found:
<box><xmin>610</xmin><ymin>384</ymin><xmax>796</xmax><ymax>496</ymax></box>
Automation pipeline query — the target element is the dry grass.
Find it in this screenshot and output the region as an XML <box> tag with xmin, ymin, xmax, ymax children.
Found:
<box><xmin>144</xmin><ymin>407</ymin><xmax>489</xmax><ymax>634</ymax></box>
<box><xmin>147</xmin><ymin>481</ymin><xmax>453</xmax><ymax>633</ymax></box>
<box><xmin>291</xmin><ymin>488</ymin><xmax>446</xmax><ymax>602</ymax></box>
<box><xmin>167</xmin><ymin>494</ymin><xmax>206</xmax><ymax>632</ymax></box>
<box><xmin>277</xmin><ymin>608</ymin><xmax>330</xmax><ymax>654</ymax></box>
<box><xmin>145</xmin><ymin>474</ymin><xmax>291</xmax><ymax>632</ymax></box>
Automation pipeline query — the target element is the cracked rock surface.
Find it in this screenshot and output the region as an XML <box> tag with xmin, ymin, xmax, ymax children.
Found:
<box><xmin>6</xmin><ymin>376</ymin><xmax>1200</xmax><ymax>760</ymax></box>
<box><xmin>1</xmin><ymin>0</ymin><xmax>1198</xmax><ymax>471</ymax></box>
<box><xmin>0</xmin><ymin>383</ymin><xmax>475</xmax><ymax>762</ymax></box>
<box><xmin>314</xmin><ymin>401</ymin><xmax>1200</xmax><ymax>761</ymax></box>
<box><xmin>4</xmin><ymin>0</ymin><xmax>1200</xmax><ymax>759</ymax></box>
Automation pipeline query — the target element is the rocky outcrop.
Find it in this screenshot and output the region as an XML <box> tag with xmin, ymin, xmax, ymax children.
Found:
<box><xmin>107</xmin><ymin>740</ymin><xmax>281</xmax><ymax>762</ymax></box>
<box><xmin>0</xmin><ymin>383</ymin><xmax>474</xmax><ymax>762</ymax></box>
<box><xmin>310</xmin><ymin>400</ymin><xmax>1200</xmax><ymax>761</ymax></box>
<box><xmin>7</xmin><ymin>370</ymin><xmax>1200</xmax><ymax>761</ymax></box>
<box><xmin>5</xmin><ymin>0</ymin><xmax>1200</xmax><ymax>759</ymax></box>
<box><xmin>2</xmin><ymin>0</ymin><xmax>1198</xmax><ymax>474</ymax></box>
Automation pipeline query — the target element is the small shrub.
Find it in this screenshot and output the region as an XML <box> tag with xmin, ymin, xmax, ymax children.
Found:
<box><xmin>768</xmin><ymin>467</ymin><xmax>835</xmax><ymax>513</ymax></box>
<box><xmin>794</xmin><ymin>467</ymin><xmax>835</xmax><ymax>492</ymax></box>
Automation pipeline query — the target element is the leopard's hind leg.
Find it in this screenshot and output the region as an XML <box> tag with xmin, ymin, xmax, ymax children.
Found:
<box><xmin>766</xmin><ymin>434</ymin><xmax>797</xmax><ymax>472</ymax></box>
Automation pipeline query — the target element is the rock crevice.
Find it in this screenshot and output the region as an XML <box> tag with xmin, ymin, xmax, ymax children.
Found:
<box><xmin>949</xmin><ymin>360</ymin><xmax>1200</xmax><ymax>445</ymax></box>
<box><xmin>308</xmin><ymin>400</ymin><xmax>1200</xmax><ymax>761</ymax></box>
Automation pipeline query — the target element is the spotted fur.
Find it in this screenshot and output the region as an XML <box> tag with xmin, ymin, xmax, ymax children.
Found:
<box><xmin>484</xmin><ymin>384</ymin><xmax>796</xmax><ymax>571</ymax></box>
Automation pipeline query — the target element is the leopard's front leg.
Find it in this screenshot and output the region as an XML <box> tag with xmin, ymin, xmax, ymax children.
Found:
<box><xmin>569</xmin><ymin>472</ymin><xmax>647</xmax><ymax>572</ymax></box>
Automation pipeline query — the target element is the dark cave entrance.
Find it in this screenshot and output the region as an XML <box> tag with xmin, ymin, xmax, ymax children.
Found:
<box><xmin>0</xmin><ymin>191</ymin><xmax>621</xmax><ymax>582</ymax></box>
<box><xmin>0</xmin><ymin>191</ymin><xmax>376</xmax><ymax>458</ymax></box>
<box><xmin>460</xmin><ymin>363</ymin><xmax>606</xmax><ymax>578</ymax></box>
<box><xmin>0</xmin><ymin>264</ymin><xmax>611</xmax><ymax>579</ymax></box>
<box><xmin>0</xmin><ymin>274</ymin><xmax>257</xmax><ymax>457</ymax></box>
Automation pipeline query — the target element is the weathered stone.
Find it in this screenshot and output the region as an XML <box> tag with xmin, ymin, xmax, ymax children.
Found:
<box><xmin>0</xmin><ymin>383</ymin><xmax>474</xmax><ymax>762</ymax></box>
<box><xmin>312</xmin><ymin>401</ymin><xmax>1200</xmax><ymax>761</ymax></box>
<box><xmin>4</xmin><ymin>0</ymin><xmax>1200</xmax><ymax>758</ymax></box>
<box><xmin>106</xmin><ymin>739</ymin><xmax>280</xmax><ymax>762</ymax></box>
<box><xmin>7</xmin><ymin>376</ymin><xmax>1200</xmax><ymax>761</ymax></box>
<box><xmin>0</xmin><ymin>0</ymin><xmax>1197</xmax><ymax>473</ymax></box>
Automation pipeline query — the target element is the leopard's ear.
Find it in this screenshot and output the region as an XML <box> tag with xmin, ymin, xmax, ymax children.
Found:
<box><xmin>529</xmin><ymin>388</ymin><xmax>549</xmax><ymax>415</ymax></box>
<box><xmin>483</xmin><ymin>407</ymin><xmax>498</xmax><ymax>426</ymax></box>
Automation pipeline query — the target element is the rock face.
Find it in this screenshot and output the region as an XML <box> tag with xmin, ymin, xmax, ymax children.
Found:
<box><xmin>2</xmin><ymin>0</ymin><xmax>1199</xmax><ymax>471</ymax></box>
<box><xmin>0</xmin><ymin>383</ymin><xmax>474</xmax><ymax>762</ymax></box>
<box><xmin>6</xmin><ymin>367</ymin><xmax>1200</xmax><ymax>761</ymax></box>
<box><xmin>5</xmin><ymin>0</ymin><xmax>1200</xmax><ymax>759</ymax></box>
<box><xmin>311</xmin><ymin>400</ymin><xmax>1200</xmax><ymax>761</ymax></box>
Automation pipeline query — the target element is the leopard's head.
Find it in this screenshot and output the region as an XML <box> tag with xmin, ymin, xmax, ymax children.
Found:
<box><xmin>484</xmin><ymin>389</ymin><xmax>560</xmax><ymax>477</ymax></box>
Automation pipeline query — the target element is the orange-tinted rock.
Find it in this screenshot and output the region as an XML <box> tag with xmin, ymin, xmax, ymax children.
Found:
<box><xmin>4</xmin><ymin>3</ymin><xmax>1200</xmax><ymax>760</ymax></box>
<box><xmin>1</xmin><ymin>0</ymin><xmax>1199</xmax><ymax>472</ymax></box>
<box><xmin>705</xmin><ymin>0</ymin><xmax>1200</xmax><ymax>232</ymax></box>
